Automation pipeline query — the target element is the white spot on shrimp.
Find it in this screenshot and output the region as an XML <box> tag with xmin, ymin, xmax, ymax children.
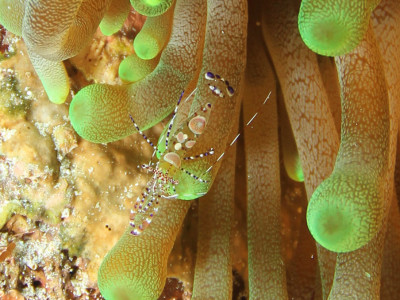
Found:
<box><xmin>163</xmin><ymin>152</ymin><xmax>181</xmax><ymax>168</ymax></box>
<box><xmin>189</xmin><ymin>116</ymin><xmax>206</xmax><ymax>135</ymax></box>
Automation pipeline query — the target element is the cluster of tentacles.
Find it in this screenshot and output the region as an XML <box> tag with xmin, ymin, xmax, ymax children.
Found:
<box><xmin>1</xmin><ymin>0</ymin><xmax>400</xmax><ymax>299</ymax></box>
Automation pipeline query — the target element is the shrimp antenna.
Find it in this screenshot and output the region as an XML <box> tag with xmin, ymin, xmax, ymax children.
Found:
<box><xmin>129</xmin><ymin>114</ymin><xmax>159</xmax><ymax>153</ymax></box>
<box><xmin>200</xmin><ymin>91</ymin><xmax>272</xmax><ymax>175</ymax></box>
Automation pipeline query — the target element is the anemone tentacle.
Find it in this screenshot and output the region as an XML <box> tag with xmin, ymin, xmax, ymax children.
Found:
<box><xmin>69</xmin><ymin>0</ymin><xmax>207</xmax><ymax>143</ymax></box>
<box><xmin>23</xmin><ymin>0</ymin><xmax>111</xmax><ymax>61</ymax></box>
<box><xmin>298</xmin><ymin>0</ymin><xmax>380</xmax><ymax>56</ymax></box>
<box><xmin>99</xmin><ymin>0</ymin><xmax>131</xmax><ymax>36</ymax></box>
<box><xmin>133</xmin><ymin>3</ymin><xmax>174</xmax><ymax>60</ymax></box>
<box><xmin>262</xmin><ymin>0</ymin><xmax>339</xmax><ymax>297</ymax></box>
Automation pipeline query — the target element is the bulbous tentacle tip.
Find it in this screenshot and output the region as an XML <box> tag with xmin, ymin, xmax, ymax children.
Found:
<box><xmin>134</xmin><ymin>32</ymin><xmax>161</xmax><ymax>60</ymax></box>
<box><xmin>119</xmin><ymin>53</ymin><xmax>158</xmax><ymax>82</ymax></box>
<box><xmin>307</xmin><ymin>203</ymin><xmax>356</xmax><ymax>252</ymax></box>
<box><xmin>46</xmin><ymin>85</ymin><xmax>70</xmax><ymax>105</ymax></box>
<box><xmin>0</xmin><ymin>0</ymin><xmax>24</xmax><ymax>36</ymax></box>
<box><xmin>98</xmin><ymin>229</ymin><xmax>166</xmax><ymax>300</ymax></box>
<box><xmin>306</xmin><ymin>171</ymin><xmax>383</xmax><ymax>253</ymax></box>
<box><xmin>298</xmin><ymin>2</ymin><xmax>371</xmax><ymax>56</ymax></box>
<box><xmin>98</xmin><ymin>282</ymin><xmax>152</xmax><ymax>300</ymax></box>
<box><xmin>69</xmin><ymin>87</ymin><xmax>96</xmax><ymax>141</ymax></box>
<box><xmin>130</xmin><ymin>0</ymin><xmax>173</xmax><ymax>16</ymax></box>
<box><xmin>99</xmin><ymin>0</ymin><xmax>131</xmax><ymax>36</ymax></box>
<box><xmin>28</xmin><ymin>51</ymin><xmax>70</xmax><ymax>104</ymax></box>
<box><xmin>69</xmin><ymin>84</ymin><xmax>133</xmax><ymax>143</ymax></box>
<box><xmin>98</xmin><ymin>278</ymin><xmax>149</xmax><ymax>300</ymax></box>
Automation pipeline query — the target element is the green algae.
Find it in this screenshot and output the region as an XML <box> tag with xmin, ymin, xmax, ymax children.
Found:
<box><xmin>0</xmin><ymin>70</ymin><xmax>31</xmax><ymax>116</ymax></box>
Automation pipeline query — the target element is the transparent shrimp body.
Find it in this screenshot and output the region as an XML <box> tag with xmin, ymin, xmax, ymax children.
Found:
<box><xmin>129</xmin><ymin>72</ymin><xmax>235</xmax><ymax>235</ymax></box>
